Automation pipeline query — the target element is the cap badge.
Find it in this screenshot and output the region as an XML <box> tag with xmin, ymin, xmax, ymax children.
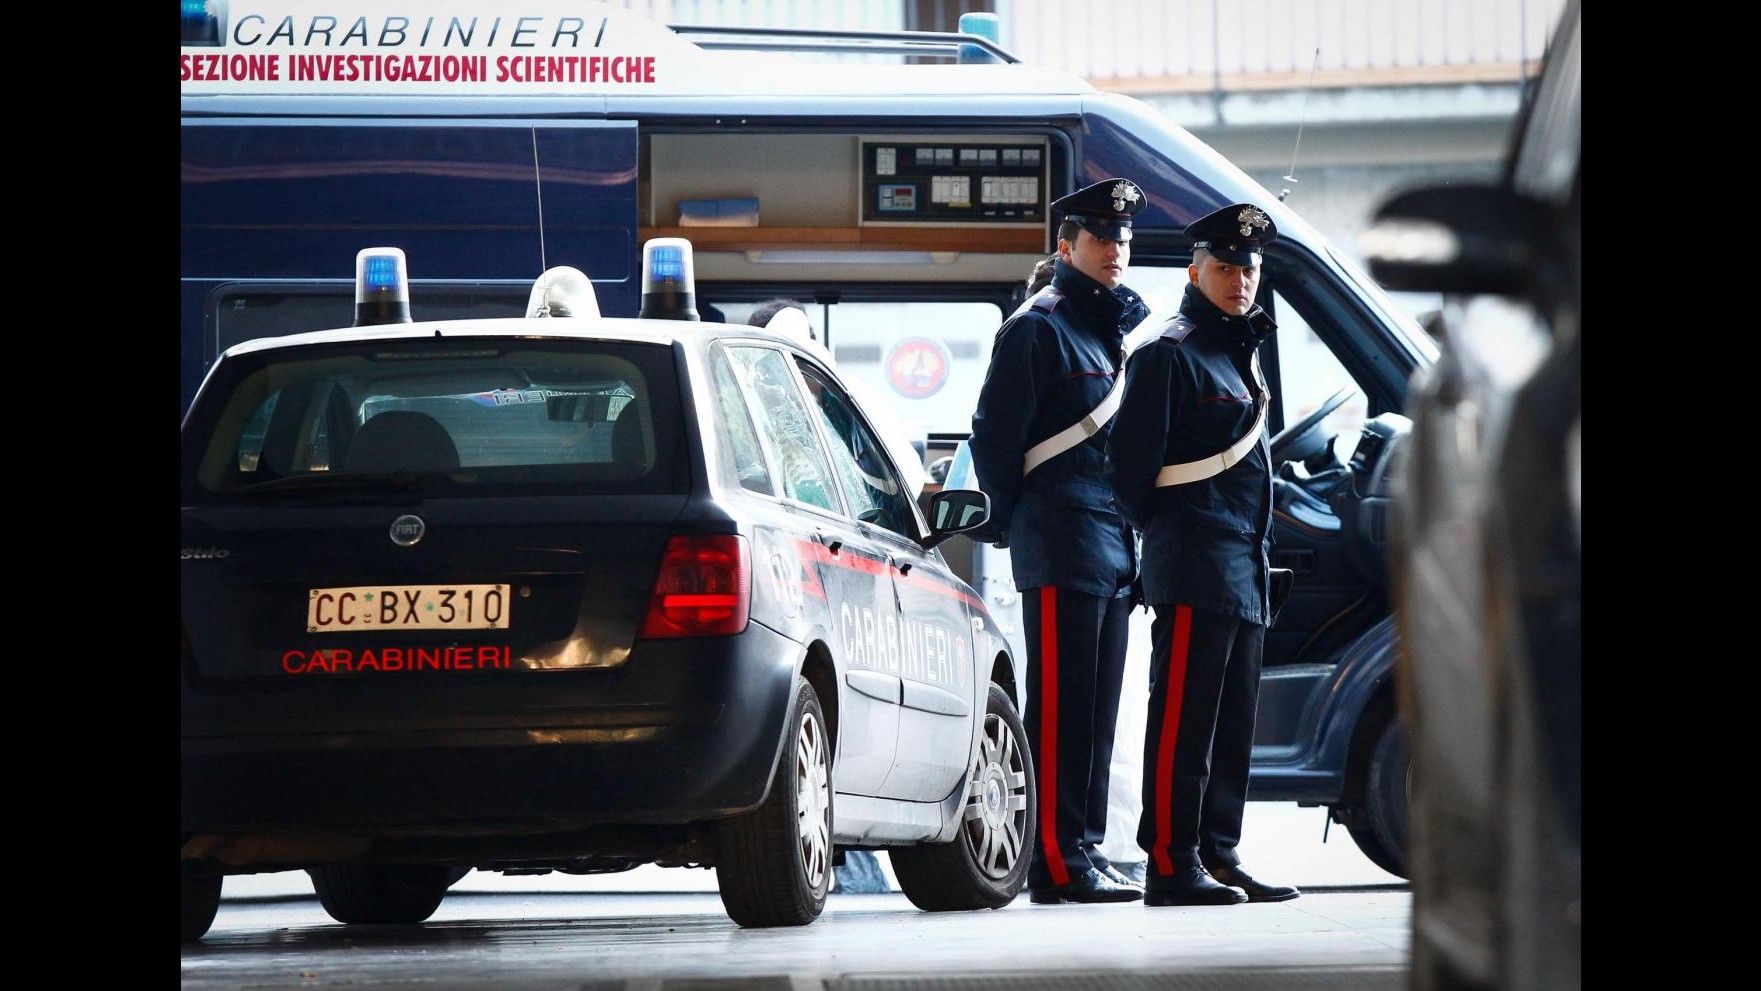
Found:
<box><xmin>1110</xmin><ymin>181</ymin><xmax>1141</xmax><ymax>212</ymax></box>
<box><xmin>1235</xmin><ymin>206</ymin><xmax>1270</xmax><ymax>237</ymax></box>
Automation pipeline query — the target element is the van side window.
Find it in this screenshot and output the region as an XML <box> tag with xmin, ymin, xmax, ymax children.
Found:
<box><xmin>1267</xmin><ymin>289</ymin><xmax>1367</xmax><ymax>459</ymax></box>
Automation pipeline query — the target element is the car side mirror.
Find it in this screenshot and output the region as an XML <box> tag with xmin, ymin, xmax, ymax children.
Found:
<box><xmin>919</xmin><ymin>488</ymin><xmax>989</xmax><ymax>551</ymax></box>
<box><xmin>1359</xmin><ymin>183</ymin><xmax>1556</xmax><ymax>297</ymax></box>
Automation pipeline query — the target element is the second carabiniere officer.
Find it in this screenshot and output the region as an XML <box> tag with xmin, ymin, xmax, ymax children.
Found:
<box><xmin>968</xmin><ymin>178</ymin><xmax>1151</xmax><ymax>905</ymax></box>
<box><xmin>1104</xmin><ymin>202</ymin><xmax>1302</xmax><ymax>907</ymax></box>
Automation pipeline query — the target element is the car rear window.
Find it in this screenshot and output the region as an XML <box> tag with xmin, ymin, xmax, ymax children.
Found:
<box><xmin>182</xmin><ymin>337</ymin><xmax>685</xmax><ymax>501</ymax></box>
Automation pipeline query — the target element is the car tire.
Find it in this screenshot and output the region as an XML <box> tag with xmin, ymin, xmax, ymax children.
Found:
<box><xmin>712</xmin><ymin>679</ymin><xmax>832</xmax><ymax>928</ymax></box>
<box><xmin>1346</xmin><ymin>716</ymin><xmax>1411</xmax><ymax>879</ymax></box>
<box><xmin>308</xmin><ymin>864</ymin><xmax>458</xmax><ymax>924</ymax></box>
<box><xmin>890</xmin><ymin>683</ymin><xmax>1036</xmax><ymax>911</ymax></box>
<box><xmin>181</xmin><ymin>867</ymin><xmax>222</xmax><ymax>941</ymax></box>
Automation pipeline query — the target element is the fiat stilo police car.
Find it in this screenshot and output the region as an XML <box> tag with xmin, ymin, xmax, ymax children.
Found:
<box><xmin>180</xmin><ymin>242</ymin><xmax>1033</xmax><ymax>940</ymax></box>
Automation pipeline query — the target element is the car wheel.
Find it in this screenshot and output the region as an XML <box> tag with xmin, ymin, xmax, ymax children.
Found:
<box><xmin>307</xmin><ymin>864</ymin><xmax>458</xmax><ymax>924</ymax></box>
<box><xmin>181</xmin><ymin>867</ymin><xmax>222</xmax><ymax>941</ymax></box>
<box><xmin>890</xmin><ymin>683</ymin><xmax>1035</xmax><ymax>911</ymax></box>
<box><xmin>1345</xmin><ymin>716</ymin><xmax>1411</xmax><ymax>879</ymax></box>
<box><xmin>712</xmin><ymin>679</ymin><xmax>832</xmax><ymax>927</ymax></box>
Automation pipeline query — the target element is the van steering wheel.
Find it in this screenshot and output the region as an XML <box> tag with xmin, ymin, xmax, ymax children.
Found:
<box><xmin>1269</xmin><ymin>387</ymin><xmax>1358</xmax><ymax>467</ymax></box>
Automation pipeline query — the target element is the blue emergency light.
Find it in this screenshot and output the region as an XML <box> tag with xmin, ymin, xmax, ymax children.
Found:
<box><xmin>637</xmin><ymin>238</ymin><xmax>699</xmax><ymax>321</ymax></box>
<box><xmin>182</xmin><ymin>0</ymin><xmax>226</xmax><ymax>45</ymax></box>
<box><xmin>957</xmin><ymin>13</ymin><xmax>1002</xmax><ymax>64</ymax></box>
<box><xmin>354</xmin><ymin>247</ymin><xmax>411</xmax><ymax>326</ymax></box>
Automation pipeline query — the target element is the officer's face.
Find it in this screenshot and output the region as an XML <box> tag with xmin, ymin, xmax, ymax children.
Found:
<box><xmin>1189</xmin><ymin>254</ymin><xmax>1261</xmax><ymax>316</ymax></box>
<box><xmin>1060</xmin><ymin>229</ymin><xmax>1130</xmax><ymax>289</ymax></box>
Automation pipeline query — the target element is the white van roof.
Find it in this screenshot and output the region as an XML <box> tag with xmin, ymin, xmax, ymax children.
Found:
<box><xmin>180</xmin><ymin>0</ymin><xmax>1095</xmax><ymax>99</ymax></box>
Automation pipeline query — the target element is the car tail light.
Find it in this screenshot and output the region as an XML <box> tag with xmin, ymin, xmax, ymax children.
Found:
<box><xmin>640</xmin><ymin>535</ymin><xmax>750</xmax><ymax>638</ymax></box>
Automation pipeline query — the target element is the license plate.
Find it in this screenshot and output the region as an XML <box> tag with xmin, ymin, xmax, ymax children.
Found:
<box><xmin>308</xmin><ymin>584</ymin><xmax>511</xmax><ymax>633</ymax></box>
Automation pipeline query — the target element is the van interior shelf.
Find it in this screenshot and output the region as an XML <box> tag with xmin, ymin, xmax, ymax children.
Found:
<box><xmin>639</xmin><ymin>226</ymin><xmax>1045</xmax><ymax>254</ymax></box>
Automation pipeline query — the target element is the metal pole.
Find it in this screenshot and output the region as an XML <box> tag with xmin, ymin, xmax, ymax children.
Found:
<box><xmin>1211</xmin><ymin>0</ymin><xmax>1224</xmax><ymax>126</ymax></box>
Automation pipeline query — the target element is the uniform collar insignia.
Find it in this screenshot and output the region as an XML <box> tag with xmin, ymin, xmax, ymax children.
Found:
<box><xmin>1235</xmin><ymin>206</ymin><xmax>1270</xmax><ymax>237</ymax></box>
<box><xmin>1110</xmin><ymin>181</ymin><xmax>1141</xmax><ymax>212</ymax></box>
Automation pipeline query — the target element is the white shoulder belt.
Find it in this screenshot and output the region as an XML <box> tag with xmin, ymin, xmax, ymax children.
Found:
<box><xmin>1156</xmin><ymin>337</ymin><xmax>1267</xmax><ymax>486</ymax></box>
<box><xmin>1155</xmin><ymin>389</ymin><xmax>1267</xmax><ymax>486</ymax></box>
<box><xmin>1014</xmin><ymin>312</ymin><xmax>1268</xmax><ymax>483</ymax></box>
<box><xmin>1021</xmin><ymin>372</ymin><xmax>1126</xmax><ymax>477</ymax></box>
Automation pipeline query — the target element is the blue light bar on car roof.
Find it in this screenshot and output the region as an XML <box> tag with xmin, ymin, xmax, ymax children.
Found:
<box><xmin>637</xmin><ymin>237</ymin><xmax>699</xmax><ymax>321</ymax></box>
<box><xmin>649</xmin><ymin>245</ymin><xmax>685</xmax><ymax>281</ymax></box>
<box><xmin>354</xmin><ymin>247</ymin><xmax>411</xmax><ymax>327</ymax></box>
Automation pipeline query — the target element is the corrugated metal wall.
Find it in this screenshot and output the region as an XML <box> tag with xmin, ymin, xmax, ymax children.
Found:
<box><xmin>612</xmin><ymin>0</ymin><xmax>1566</xmax><ymax>90</ymax></box>
<box><xmin>619</xmin><ymin>0</ymin><xmax>906</xmax><ymax>31</ymax></box>
<box><xmin>1001</xmin><ymin>0</ymin><xmax>1566</xmax><ymax>89</ymax></box>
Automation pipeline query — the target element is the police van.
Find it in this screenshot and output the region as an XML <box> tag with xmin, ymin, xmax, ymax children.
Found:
<box><xmin>182</xmin><ymin>0</ymin><xmax>1436</xmax><ymax>883</ymax></box>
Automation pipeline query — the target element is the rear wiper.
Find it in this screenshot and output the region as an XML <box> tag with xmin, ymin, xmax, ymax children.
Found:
<box><xmin>241</xmin><ymin>471</ymin><xmax>427</xmax><ymax>500</ymax></box>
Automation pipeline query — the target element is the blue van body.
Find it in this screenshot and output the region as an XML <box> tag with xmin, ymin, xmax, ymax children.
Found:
<box><xmin>181</xmin><ymin>2</ymin><xmax>1432</xmax><ymax>877</ymax></box>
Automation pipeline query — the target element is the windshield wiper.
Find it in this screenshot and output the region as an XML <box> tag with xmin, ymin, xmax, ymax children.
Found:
<box><xmin>240</xmin><ymin>471</ymin><xmax>427</xmax><ymax>500</ymax></box>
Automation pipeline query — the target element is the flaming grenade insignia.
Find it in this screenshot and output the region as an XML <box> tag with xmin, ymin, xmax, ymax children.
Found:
<box><xmin>1236</xmin><ymin>206</ymin><xmax>1270</xmax><ymax>237</ymax></box>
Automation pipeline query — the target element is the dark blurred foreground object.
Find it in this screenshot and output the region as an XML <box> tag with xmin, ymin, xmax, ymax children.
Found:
<box><xmin>1364</xmin><ymin>0</ymin><xmax>1579</xmax><ymax>988</ymax></box>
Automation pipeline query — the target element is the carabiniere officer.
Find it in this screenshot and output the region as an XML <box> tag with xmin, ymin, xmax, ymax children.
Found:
<box><xmin>968</xmin><ymin>178</ymin><xmax>1151</xmax><ymax>905</ymax></box>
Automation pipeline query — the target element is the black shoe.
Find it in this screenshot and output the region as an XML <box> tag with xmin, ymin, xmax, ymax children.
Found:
<box><xmin>1143</xmin><ymin>865</ymin><xmax>1249</xmax><ymax>906</ymax></box>
<box><xmin>1028</xmin><ymin>868</ymin><xmax>1144</xmax><ymax>904</ymax></box>
<box><xmin>1097</xmin><ymin>863</ymin><xmax>1143</xmax><ymax>889</ymax></box>
<box><xmin>1206</xmin><ymin>864</ymin><xmax>1300</xmax><ymax>902</ymax></box>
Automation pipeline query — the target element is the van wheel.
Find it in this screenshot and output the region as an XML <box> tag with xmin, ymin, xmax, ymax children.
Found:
<box><xmin>1345</xmin><ymin>717</ymin><xmax>1411</xmax><ymax>879</ymax></box>
<box><xmin>891</xmin><ymin>683</ymin><xmax>1036</xmax><ymax>911</ymax></box>
<box><xmin>308</xmin><ymin>864</ymin><xmax>458</xmax><ymax>924</ymax></box>
<box><xmin>181</xmin><ymin>867</ymin><xmax>222</xmax><ymax>941</ymax></box>
<box><xmin>713</xmin><ymin>679</ymin><xmax>831</xmax><ymax>927</ymax></box>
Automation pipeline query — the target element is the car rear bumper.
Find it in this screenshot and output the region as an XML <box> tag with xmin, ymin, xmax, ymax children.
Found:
<box><xmin>181</xmin><ymin>623</ymin><xmax>800</xmax><ymax>841</ymax></box>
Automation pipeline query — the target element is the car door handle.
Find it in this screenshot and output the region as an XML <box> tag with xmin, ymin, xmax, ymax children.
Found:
<box><xmin>816</xmin><ymin>531</ymin><xmax>842</xmax><ymax>555</ymax></box>
<box><xmin>895</xmin><ymin>559</ymin><xmax>913</xmax><ymax>576</ymax></box>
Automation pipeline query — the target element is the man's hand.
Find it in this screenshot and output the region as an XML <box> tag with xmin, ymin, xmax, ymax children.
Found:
<box><xmin>965</xmin><ymin>522</ymin><xmax>1009</xmax><ymax>549</ymax></box>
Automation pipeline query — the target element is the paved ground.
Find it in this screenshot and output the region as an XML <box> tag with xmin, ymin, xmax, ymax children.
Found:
<box><xmin>221</xmin><ymin>801</ymin><xmax>1402</xmax><ymax>899</ymax></box>
<box><xmin>191</xmin><ymin>804</ymin><xmax>1409</xmax><ymax>989</ymax></box>
<box><xmin>191</xmin><ymin>888</ymin><xmax>1410</xmax><ymax>989</ymax></box>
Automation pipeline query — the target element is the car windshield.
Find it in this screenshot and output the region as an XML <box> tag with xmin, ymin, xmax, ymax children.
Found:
<box><xmin>182</xmin><ymin>337</ymin><xmax>685</xmax><ymax>502</ymax></box>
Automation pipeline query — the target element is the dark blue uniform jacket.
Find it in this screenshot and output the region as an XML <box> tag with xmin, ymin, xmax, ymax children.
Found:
<box><xmin>968</xmin><ymin>260</ymin><xmax>1148</xmax><ymax>596</ymax></box>
<box><xmin>1104</xmin><ymin>283</ymin><xmax>1276</xmax><ymax>624</ymax></box>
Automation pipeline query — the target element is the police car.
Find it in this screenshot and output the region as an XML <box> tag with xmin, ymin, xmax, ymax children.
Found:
<box><xmin>180</xmin><ymin>241</ymin><xmax>1034</xmax><ymax>940</ymax></box>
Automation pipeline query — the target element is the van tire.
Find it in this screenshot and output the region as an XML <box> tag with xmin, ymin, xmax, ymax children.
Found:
<box><xmin>713</xmin><ymin>680</ymin><xmax>832</xmax><ymax>927</ymax></box>
<box><xmin>308</xmin><ymin>864</ymin><xmax>457</xmax><ymax>924</ymax></box>
<box><xmin>891</xmin><ymin>683</ymin><xmax>1036</xmax><ymax>911</ymax></box>
<box><xmin>1346</xmin><ymin>717</ymin><xmax>1411</xmax><ymax>879</ymax></box>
